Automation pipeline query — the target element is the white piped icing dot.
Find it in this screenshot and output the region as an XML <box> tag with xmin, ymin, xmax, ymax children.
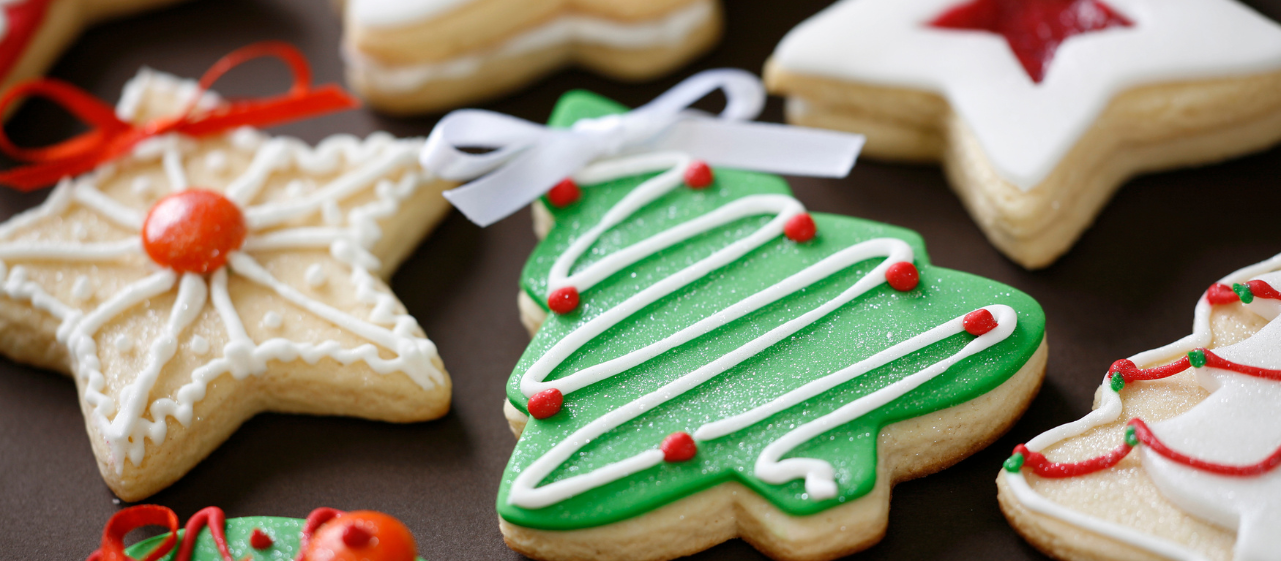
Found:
<box><xmin>322</xmin><ymin>199</ymin><xmax>343</xmax><ymax>226</ymax></box>
<box><xmin>71</xmin><ymin>223</ymin><xmax>88</xmax><ymax>240</ymax></box>
<box><xmin>114</xmin><ymin>335</ymin><xmax>134</xmax><ymax>353</ymax></box>
<box><xmin>305</xmin><ymin>263</ymin><xmax>327</xmax><ymax>288</ymax></box>
<box><xmin>131</xmin><ymin>176</ymin><xmax>154</xmax><ymax>197</ymax></box>
<box><xmin>189</xmin><ymin>335</ymin><xmax>210</xmax><ymax>355</ymax></box>
<box><xmin>261</xmin><ymin>311</ymin><xmax>283</xmax><ymax>330</ymax></box>
<box><xmin>71</xmin><ymin>275</ymin><xmax>92</xmax><ymax>302</ymax></box>
<box><xmin>229</xmin><ymin>126</ymin><xmax>263</xmax><ymax>151</ymax></box>
<box><xmin>205</xmin><ymin>150</ymin><xmax>229</xmax><ymax>174</ymax></box>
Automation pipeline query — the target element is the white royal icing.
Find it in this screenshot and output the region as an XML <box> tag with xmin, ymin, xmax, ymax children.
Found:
<box><xmin>348</xmin><ymin>0</ymin><xmax>474</xmax><ymax>27</ymax></box>
<box><xmin>1006</xmin><ymin>252</ymin><xmax>1281</xmax><ymax>561</ymax></box>
<box><xmin>343</xmin><ymin>0</ymin><xmax>715</xmax><ymax>94</ymax></box>
<box><xmin>0</xmin><ymin>70</ymin><xmax>445</xmax><ymax>472</ymax></box>
<box><xmin>772</xmin><ymin>0</ymin><xmax>1281</xmax><ymax>189</ymax></box>
<box><xmin>507</xmin><ymin>152</ymin><xmax>1016</xmax><ymax>508</ymax></box>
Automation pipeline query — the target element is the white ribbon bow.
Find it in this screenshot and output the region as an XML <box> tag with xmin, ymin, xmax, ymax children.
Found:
<box><xmin>420</xmin><ymin>69</ymin><xmax>866</xmax><ymax>227</ymax></box>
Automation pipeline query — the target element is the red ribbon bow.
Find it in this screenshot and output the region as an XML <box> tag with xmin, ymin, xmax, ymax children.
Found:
<box><xmin>0</xmin><ymin>41</ymin><xmax>359</xmax><ymax>191</ymax></box>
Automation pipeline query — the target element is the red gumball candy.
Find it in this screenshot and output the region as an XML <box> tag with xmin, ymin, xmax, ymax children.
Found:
<box><xmin>142</xmin><ymin>189</ymin><xmax>246</xmax><ymax>274</ymax></box>
<box><xmin>548</xmin><ymin>286</ymin><xmax>580</xmax><ymax>314</ymax></box>
<box><xmin>783</xmin><ymin>213</ymin><xmax>816</xmax><ymax>242</ymax></box>
<box><xmin>684</xmin><ymin>160</ymin><xmax>714</xmax><ymax>189</ymax></box>
<box><xmin>963</xmin><ymin>309</ymin><xmax>999</xmax><ymax>336</ymax></box>
<box><xmin>885</xmin><ymin>262</ymin><xmax>919</xmax><ymax>292</ymax></box>
<box><xmin>661</xmin><ymin>432</ymin><xmax>697</xmax><ymax>463</ymax></box>
<box><xmin>547</xmin><ymin>179</ymin><xmax>581</xmax><ymax>208</ymax></box>
<box><xmin>527</xmin><ymin>388</ymin><xmax>564</xmax><ymax>420</ymax></box>
<box><xmin>300</xmin><ymin>511</ymin><xmax>416</xmax><ymax>561</ymax></box>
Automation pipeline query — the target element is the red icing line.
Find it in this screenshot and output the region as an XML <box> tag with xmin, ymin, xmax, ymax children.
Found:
<box><xmin>1108</xmin><ymin>356</ymin><xmax>1191</xmax><ymax>383</ymax></box>
<box><xmin>176</xmin><ymin>507</ymin><xmax>237</xmax><ymax>561</ymax></box>
<box><xmin>1206</xmin><ymin>283</ymin><xmax>1240</xmax><ymax>305</ymax></box>
<box><xmin>0</xmin><ymin>0</ymin><xmax>53</xmax><ymax>83</ymax></box>
<box><xmin>1203</xmin><ymin>348</ymin><xmax>1281</xmax><ymax>382</ymax></box>
<box><xmin>1130</xmin><ymin>418</ymin><xmax>1281</xmax><ymax>477</ymax></box>
<box><xmin>1015</xmin><ymin>442</ymin><xmax>1132</xmax><ymax>478</ymax></box>
<box><xmin>294</xmin><ymin>508</ymin><xmax>345</xmax><ymax>561</ymax></box>
<box><xmin>88</xmin><ymin>505</ymin><xmax>180</xmax><ymax>561</ymax></box>
<box><xmin>1248</xmin><ymin>279</ymin><xmax>1281</xmax><ymax>301</ymax></box>
<box><xmin>929</xmin><ymin>0</ymin><xmax>1132</xmax><ymax>83</ymax></box>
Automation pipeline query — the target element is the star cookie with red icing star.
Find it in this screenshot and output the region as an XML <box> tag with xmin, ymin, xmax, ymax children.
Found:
<box><xmin>765</xmin><ymin>0</ymin><xmax>1281</xmax><ymax>268</ymax></box>
<box><xmin>0</xmin><ymin>67</ymin><xmax>454</xmax><ymax>501</ymax></box>
<box><xmin>0</xmin><ymin>0</ymin><xmax>189</xmax><ymax>105</ymax></box>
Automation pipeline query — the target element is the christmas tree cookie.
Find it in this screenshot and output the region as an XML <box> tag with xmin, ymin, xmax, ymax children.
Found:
<box><xmin>496</xmin><ymin>90</ymin><xmax>1048</xmax><ymax>561</ymax></box>
<box><xmin>88</xmin><ymin>505</ymin><xmax>423</xmax><ymax>561</ymax></box>
<box><xmin>999</xmin><ymin>256</ymin><xmax>1281</xmax><ymax>561</ymax></box>
<box><xmin>0</xmin><ymin>45</ymin><xmax>453</xmax><ymax>501</ymax></box>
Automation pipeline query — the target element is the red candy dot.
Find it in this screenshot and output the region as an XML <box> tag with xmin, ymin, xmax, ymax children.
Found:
<box><xmin>784</xmin><ymin>213</ymin><xmax>817</xmax><ymax>242</ymax></box>
<box><xmin>885</xmin><ymin>262</ymin><xmax>919</xmax><ymax>292</ymax></box>
<box><xmin>547</xmin><ymin>286</ymin><xmax>580</xmax><ymax>314</ymax></box>
<box><xmin>684</xmin><ymin>160</ymin><xmax>713</xmax><ymax>189</ymax></box>
<box><xmin>1206</xmin><ymin>283</ymin><xmax>1239</xmax><ymax>305</ymax></box>
<box><xmin>547</xmin><ymin>178</ymin><xmax>581</xmax><ymax>208</ymax></box>
<box><xmin>250</xmin><ymin>528</ymin><xmax>274</xmax><ymax>550</ymax></box>
<box><xmin>142</xmin><ymin>189</ymin><xmax>246</xmax><ymax>274</ymax></box>
<box><xmin>963</xmin><ymin>309</ymin><xmax>999</xmax><ymax>336</ymax></box>
<box><xmin>661</xmin><ymin>431</ymin><xmax>697</xmax><ymax>463</ymax></box>
<box><xmin>527</xmin><ymin>388</ymin><xmax>564</xmax><ymax>420</ymax></box>
<box><xmin>302</xmin><ymin>511</ymin><xmax>416</xmax><ymax>561</ymax></box>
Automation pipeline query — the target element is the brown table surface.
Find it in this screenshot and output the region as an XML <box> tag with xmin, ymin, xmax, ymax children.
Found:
<box><xmin>3</xmin><ymin>0</ymin><xmax>1280</xmax><ymax>559</ymax></box>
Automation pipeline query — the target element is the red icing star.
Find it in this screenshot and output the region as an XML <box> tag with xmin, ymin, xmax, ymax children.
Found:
<box><xmin>930</xmin><ymin>0</ymin><xmax>1132</xmax><ymax>83</ymax></box>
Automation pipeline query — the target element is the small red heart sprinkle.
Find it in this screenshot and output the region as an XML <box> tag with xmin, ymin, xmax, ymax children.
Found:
<box><xmin>963</xmin><ymin>308</ymin><xmax>999</xmax><ymax>336</ymax></box>
<box><xmin>661</xmin><ymin>432</ymin><xmax>697</xmax><ymax>462</ymax></box>
<box><xmin>547</xmin><ymin>179</ymin><xmax>581</xmax><ymax>208</ymax></box>
<box><xmin>684</xmin><ymin>160</ymin><xmax>713</xmax><ymax>189</ymax></box>
<box><xmin>528</xmin><ymin>388</ymin><xmax>564</xmax><ymax>420</ymax></box>
<box><xmin>885</xmin><ymin>262</ymin><xmax>919</xmax><ymax>292</ymax></box>
<box><xmin>783</xmin><ymin>213</ymin><xmax>816</xmax><ymax>242</ymax></box>
<box><xmin>548</xmin><ymin>286</ymin><xmax>580</xmax><ymax>314</ymax></box>
<box><xmin>250</xmin><ymin>528</ymin><xmax>274</xmax><ymax>550</ymax></box>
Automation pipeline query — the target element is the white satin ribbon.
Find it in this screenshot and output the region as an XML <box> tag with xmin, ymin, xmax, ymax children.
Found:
<box><xmin>420</xmin><ymin>69</ymin><xmax>866</xmax><ymax>227</ymax></box>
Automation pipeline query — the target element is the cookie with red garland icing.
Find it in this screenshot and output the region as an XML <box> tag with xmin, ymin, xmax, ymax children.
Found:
<box><xmin>341</xmin><ymin>0</ymin><xmax>723</xmax><ymax>115</ymax></box>
<box><xmin>496</xmin><ymin>90</ymin><xmax>1048</xmax><ymax>561</ymax></box>
<box><xmin>0</xmin><ymin>0</ymin><xmax>189</xmax><ymax>110</ymax></box>
<box><xmin>0</xmin><ymin>66</ymin><xmax>454</xmax><ymax>501</ymax></box>
<box><xmin>91</xmin><ymin>505</ymin><xmax>424</xmax><ymax>561</ymax></box>
<box><xmin>764</xmin><ymin>0</ymin><xmax>1281</xmax><ymax>269</ymax></box>
<box><xmin>999</xmin><ymin>257</ymin><xmax>1281</xmax><ymax>561</ymax></box>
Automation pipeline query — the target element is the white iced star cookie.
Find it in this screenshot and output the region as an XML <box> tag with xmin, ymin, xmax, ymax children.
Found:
<box><xmin>764</xmin><ymin>0</ymin><xmax>1281</xmax><ymax>269</ymax></box>
<box><xmin>0</xmin><ymin>68</ymin><xmax>454</xmax><ymax>501</ymax></box>
<box><xmin>998</xmin><ymin>257</ymin><xmax>1281</xmax><ymax>561</ymax></box>
<box><xmin>341</xmin><ymin>0</ymin><xmax>723</xmax><ymax>115</ymax></box>
<box><xmin>0</xmin><ymin>0</ymin><xmax>188</xmax><ymax>106</ymax></box>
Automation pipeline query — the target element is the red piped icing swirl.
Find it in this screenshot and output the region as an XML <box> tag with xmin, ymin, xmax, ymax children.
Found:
<box><xmin>85</xmin><ymin>506</ymin><xmax>353</xmax><ymax>561</ymax></box>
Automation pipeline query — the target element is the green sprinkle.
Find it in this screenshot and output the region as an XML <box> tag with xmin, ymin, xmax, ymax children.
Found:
<box><xmin>1188</xmin><ymin>348</ymin><xmax>1207</xmax><ymax>368</ymax></box>
<box><xmin>1109</xmin><ymin>371</ymin><xmax>1125</xmax><ymax>392</ymax></box>
<box><xmin>1004</xmin><ymin>453</ymin><xmax>1025</xmax><ymax>473</ymax></box>
<box><xmin>1233</xmin><ymin>283</ymin><xmax>1255</xmax><ymax>304</ymax></box>
<box><xmin>1125</xmin><ymin>425</ymin><xmax>1139</xmax><ymax>448</ymax></box>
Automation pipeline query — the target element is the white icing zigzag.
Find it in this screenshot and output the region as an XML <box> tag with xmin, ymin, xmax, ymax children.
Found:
<box><xmin>0</xmin><ymin>70</ymin><xmax>444</xmax><ymax>472</ymax></box>
<box><xmin>508</xmin><ymin>152</ymin><xmax>1016</xmax><ymax>508</ymax></box>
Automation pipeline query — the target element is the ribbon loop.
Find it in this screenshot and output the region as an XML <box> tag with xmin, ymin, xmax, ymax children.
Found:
<box><xmin>0</xmin><ymin>42</ymin><xmax>359</xmax><ymax>192</ymax></box>
<box><xmin>419</xmin><ymin>68</ymin><xmax>864</xmax><ymax>227</ymax></box>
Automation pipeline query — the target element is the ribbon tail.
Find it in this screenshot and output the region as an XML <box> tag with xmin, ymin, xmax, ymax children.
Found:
<box><xmin>177</xmin><ymin>85</ymin><xmax>358</xmax><ymax>137</ymax></box>
<box><xmin>443</xmin><ymin>136</ymin><xmax>599</xmax><ymax>227</ymax></box>
<box><xmin>647</xmin><ymin>119</ymin><xmax>866</xmax><ymax>178</ymax></box>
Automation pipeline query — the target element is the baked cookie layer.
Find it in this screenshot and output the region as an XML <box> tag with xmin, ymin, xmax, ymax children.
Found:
<box><xmin>342</xmin><ymin>0</ymin><xmax>722</xmax><ymax>114</ymax></box>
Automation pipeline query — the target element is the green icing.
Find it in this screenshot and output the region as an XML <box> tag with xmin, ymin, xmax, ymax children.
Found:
<box><xmin>123</xmin><ymin>516</ymin><xmax>426</xmax><ymax>561</ymax></box>
<box><xmin>498</xmin><ymin>91</ymin><xmax>1046</xmax><ymax>530</ymax></box>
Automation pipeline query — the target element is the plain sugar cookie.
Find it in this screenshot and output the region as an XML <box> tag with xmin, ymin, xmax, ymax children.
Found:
<box><xmin>764</xmin><ymin>0</ymin><xmax>1281</xmax><ymax>269</ymax></box>
<box><xmin>341</xmin><ymin>0</ymin><xmax>723</xmax><ymax>115</ymax></box>
<box><xmin>494</xmin><ymin>88</ymin><xmax>1047</xmax><ymax>561</ymax></box>
<box><xmin>0</xmin><ymin>51</ymin><xmax>455</xmax><ymax>501</ymax></box>
<box><xmin>998</xmin><ymin>254</ymin><xmax>1281</xmax><ymax>561</ymax></box>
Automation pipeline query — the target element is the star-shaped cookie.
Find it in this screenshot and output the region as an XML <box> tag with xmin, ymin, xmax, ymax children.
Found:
<box><xmin>341</xmin><ymin>0</ymin><xmax>723</xmax><ymax>114</ymax></box>
<box><xmin>0</xmin><ymin>68</ymin><xmax>454</xmax><ymax>501</ymax></box>
<box><xmin>0</xmin><ymin>0</ymin><xmax>188</xmax><ymax>102</ymax></box>
<box><xmin>765</xmin><ymin>0</ymin><xmax>1281</xmax><ymax>268</ymax></box>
